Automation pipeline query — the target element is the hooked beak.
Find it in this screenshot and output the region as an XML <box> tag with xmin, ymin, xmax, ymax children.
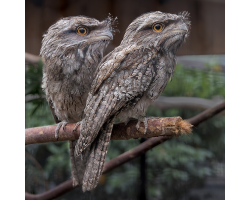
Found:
<box><xmin>157</xmin><ymin>23</ymin><xmax>188</xmax><ymax>47</ymax></box>
<box><xmin>90</xmin><ymin>30</ymin><xmax>113</xmax><ymax>42</ymax></box>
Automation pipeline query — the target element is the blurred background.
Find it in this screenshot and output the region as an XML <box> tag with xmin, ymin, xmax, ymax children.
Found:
<box><xmin>25</xmin><ymin>0</ymin><xmax>225</xmax><ymax>199</ymax></box>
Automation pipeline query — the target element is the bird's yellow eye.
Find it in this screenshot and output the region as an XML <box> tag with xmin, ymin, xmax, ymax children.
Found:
<box><xmin>153</xmin><ymin>23</ymin><xmax>163</xmax><ymax>32</ymax></box>
<box><xmin>77</xmin><ymin>27</ymin><xmax>87</xmax><ymax>35</ymax></box>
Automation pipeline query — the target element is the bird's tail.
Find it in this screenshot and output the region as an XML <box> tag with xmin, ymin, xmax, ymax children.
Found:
<box><xmin>82</xmin><ymin>118</ymin><xmax>114</xmax><ymax>191</ymax></box>
<box><xmin>69</xmin><ymin>140</ymin><xmax>90</xmax><ymax>186</ymax></box>
<box><xmin>69</xmin><ymin>118</ymin><xmax>114</xmax><ymax>191</ymax></box>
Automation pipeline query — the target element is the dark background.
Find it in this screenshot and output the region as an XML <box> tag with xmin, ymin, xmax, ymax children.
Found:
<box><xmin>25</xmin><ymin>0</ymin><xmax>225</xmax><ymax>56</ymax></box>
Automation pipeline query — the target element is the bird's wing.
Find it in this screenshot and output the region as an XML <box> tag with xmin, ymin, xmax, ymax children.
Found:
<box><xmin>75</xmin><ymin>47</ymin><xmax>158</xmax><ymax>156</ymax></box>
<box><xmin>90</xmin><ymin>44</ymin><xmax>139</xmax><ymax>94</ymax></box>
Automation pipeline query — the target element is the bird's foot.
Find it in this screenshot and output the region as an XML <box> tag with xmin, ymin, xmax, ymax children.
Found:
<box><xmin>136</xmin><ymin>116</ymin><xmax>149</xmax><ymax>135</ymax></box>
<box><xmin>72</xmin><ymin>122</ymin><xmax>81</xmax><ymax>132</ymax></box>
<box><xmin>55</xmin><ymin>121</ymin><xmax>68</xmax><ymax>140</ymax></box>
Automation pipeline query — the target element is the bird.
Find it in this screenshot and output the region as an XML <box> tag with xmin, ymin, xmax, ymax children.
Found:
<box><xmin>74</xmin><ymin>11</ymin><xmax>191</xmax><ymax>192</ymax></box>
<box><xmin>40</xmin><ymin>15</ymin><xmax>116</xmax><ymax>187</ymax></box>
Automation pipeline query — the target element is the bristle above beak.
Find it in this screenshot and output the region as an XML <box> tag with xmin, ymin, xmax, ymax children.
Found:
<box><xmin>105</xmin><ymin>14</ymin><xmax>119</xmax><ymax>35</ymax></box>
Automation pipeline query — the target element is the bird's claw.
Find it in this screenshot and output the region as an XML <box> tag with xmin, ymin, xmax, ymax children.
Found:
<box><xmin>136</xmin><ymin>121</ymin><xmax>140</xmax><ymax>130</ymax></box>
<box><xmin>55</xmin><ymin>121</ymin><xmax>68</xmax><ymax>140</ymax></box>
<box><xmin>62</xmin><ymin>122</ymin><xmax>67</xmax><ymax>130</ymax></box>
<box><xmin>72</xmin><ymin>122</ymin><xmax>81</xmax><ymax>132</ymax></box>
<box><xmin>136</xmin><ymin>117</ymin><xmax>148</xmax><ymax>135</ymax></box>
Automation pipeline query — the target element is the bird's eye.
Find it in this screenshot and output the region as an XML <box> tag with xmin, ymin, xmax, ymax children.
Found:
<box><xmin>77</xmin><ymin>27</ymin><xmax>87</xmax><ymax>35</ymax></box>
<box><xmin>153</xmin><ymin>23</ymin><xmax>163</xmax><ymax>32</ymax></box>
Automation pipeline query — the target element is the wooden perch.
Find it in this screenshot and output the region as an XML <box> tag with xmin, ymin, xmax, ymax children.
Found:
<box><xmin>25</xmin><ymin>117</ymin><xmax>192</xmax><ymax>145</ymax></box>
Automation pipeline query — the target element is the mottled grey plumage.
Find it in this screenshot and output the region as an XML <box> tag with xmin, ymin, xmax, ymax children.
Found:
<box><xmin>40</xmin><ymin>15</ymin><xmax>115</xmax><ymax>187</ymax></box>
<box><xmin>74</xmin><ymin>11</ymin><xmax>190</xmax><ymax>191</ymax></box>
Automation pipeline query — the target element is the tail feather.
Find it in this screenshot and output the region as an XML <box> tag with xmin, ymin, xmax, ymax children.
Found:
<box><xmin>69</xmin><ymin>117</ymin><xmax>114</xmax><ymax>192</ymax></box>
<box><xmin>69</xmin><ymin>140</ymin><xmax>80</xmax><ymax>186</ymax></box>
<box><xmin>69</xmin><ymin>140</ymin><xmax>92</xmax><ymax>187</ymax></box>
<box><xmin>92</xmin><ymin>120</ymin><xmax>113</xmax><ymax>189</ymax></box>
<box><xmin>82</xmin><ymin>118</ymin><xmax>114</xmax><ymax>192</ymax></box>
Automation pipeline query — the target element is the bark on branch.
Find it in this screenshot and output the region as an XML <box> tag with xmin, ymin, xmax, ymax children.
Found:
<box><xmin>25</xmin><ymin>117</ymin><xmax>192</xmax><ymax>145</ymax></box>
<box><xmin>25</xmin><ymin>102</ymin><xmax>224</xmax><ymax>200</ymax></box>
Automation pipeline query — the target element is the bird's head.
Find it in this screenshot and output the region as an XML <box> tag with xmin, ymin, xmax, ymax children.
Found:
<box><xmin>40</xmin><ymin>15</ymin><xmax>116</xmax><ymax>60</ymax></box>
<box><xmin>121</xmin><ymin>11</ymin><xmax>190</xmax><ymax>54</ymax></box>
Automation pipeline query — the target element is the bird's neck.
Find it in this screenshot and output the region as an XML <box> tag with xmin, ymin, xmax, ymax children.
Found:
<box><xmin>155</xmin><ymin>49</ymin><xmax>177</xmax><ymax>77</ymax></box>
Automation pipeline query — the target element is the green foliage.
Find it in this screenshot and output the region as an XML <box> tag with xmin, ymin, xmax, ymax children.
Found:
<box><xmin>162</xmin><ymin>64</ymin><xmax>225</xmax><ymax>98</ymax></box>
<box><xmin>25</xmin><ymin>61</ymin><xmax>225</xmax><ymax>199</ymax></box>
<box><xmin>44</xmin><ymin>142</ymin><xmax>71</xmax><ymax>179</ymax></box>
<box><xmin>25</xmin><ymin>62</ymin><xmax>70</xmax><ymax>192</ymax></box>
<box><xmin>25</xmin><ymin>61</ymin><xmax>43</xmax><ymax>96</ymax></box>
<box><xmin>25</xmin><ymin>61</ymin><xmax>53</xmax><ymax>127</ymax></box>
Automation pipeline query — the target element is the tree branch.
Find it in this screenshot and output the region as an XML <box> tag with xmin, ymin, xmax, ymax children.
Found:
<box><xmin>151</xmin><ymin>96</ymin><xmax>224</xmax><ymax>110</ymax></box>
<box><xmin>25</xmin><ymin>52</ymin><xmax>42</xmax><ymax>64</ymax></box>
<box><xmin>25</xmin><ymin>180</ymin><xmax>73</xmax><ymax>200</ymax></box>
<box><xmin>25</xmin><ymin>150</ymin><xmax>49</xmax><ymax>191</ymax></box>
<box><xmin>25</xmin><ymin>117</ymin><xmax>192</xmax><ymax>145</ymax></box>
<box><xmin>25</xmin><ymin>102</ymin><xmax>224</xmax><ymax>200</ymax></box>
